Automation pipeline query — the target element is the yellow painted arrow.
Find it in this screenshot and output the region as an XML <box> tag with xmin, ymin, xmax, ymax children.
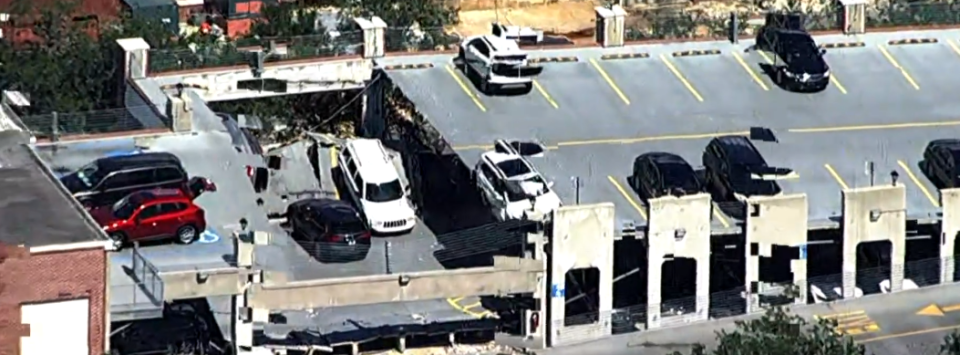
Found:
<box><xmin>917</xmin><ymin>304</ymin><xmax>960</xmax><ymax>316</ymax></box>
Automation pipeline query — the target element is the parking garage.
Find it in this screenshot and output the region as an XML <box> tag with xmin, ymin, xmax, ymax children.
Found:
<box><xmin>379</xmin><ymin>29</ymin><xmax>960</xmax><ymax>343</ymax></box>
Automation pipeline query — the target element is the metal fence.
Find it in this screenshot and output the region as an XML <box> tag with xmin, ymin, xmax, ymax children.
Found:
<box><xmin>385</xmin><ymin>27</ymin><xmax>462</xmax><ymax>53</ymax></box>
<box><xmin>555</xmin><ymin>256</ymin><xmax>947</xmax><ymax>340</ymax></box>
<box><xmin>147</xmin><ymin>31</ymin><xmax>365</xmax><ymax>75</ymax></box>
<box><xmin>110</xmin><ymin>244</ymin><xmax>165</xmax><ymax>320</ymax></box>
<box><xmin>623</xmin><ymin>1</ymin><xmax>960</xmax><ymax>42</ymax></box>
<box><xmin>19</xmin><ymin>106</ymin><xmax>150</xmax><ymax>140</ymax></box>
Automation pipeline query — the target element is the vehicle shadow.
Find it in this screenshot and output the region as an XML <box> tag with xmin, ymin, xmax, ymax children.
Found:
<box><xmin>694</xmin><ymin>169</ymin><xmax>746</xmax><ymax>221</ymax></box>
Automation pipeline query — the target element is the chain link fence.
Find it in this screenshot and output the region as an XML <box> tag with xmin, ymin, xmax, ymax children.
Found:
<box><xmin>19</xmin><ymin>106</ymin><xmax>153</xmax><ymax>140</ymax></box>
<box><xmin>147</xmin><ymin>31</ymin><xmax>365</xmax><ymax>75</ymax></box>
<box><xmin>385</xmin><ymin>27</ymin><xmax>462</xmax><ymax>54</ymax></box>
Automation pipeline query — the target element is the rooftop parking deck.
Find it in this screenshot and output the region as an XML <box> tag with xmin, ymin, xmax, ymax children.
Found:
<box><xmin>383</xmin><ymin>30</ymin><xmax>960</xmax><ymax>230</ymax></box>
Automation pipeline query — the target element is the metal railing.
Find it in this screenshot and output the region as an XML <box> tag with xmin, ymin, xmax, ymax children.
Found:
<box><xmin>110</xmin><ymin>244</ymin><xmax>165</xmax><ymax>318</ymax></box>
<box><xmin>131</xmin><ymin>243</ymin><xmax>165</xmax><ymax>306</ymax></box>
<box><xmin>385</xmin><ymin>27</ymin><xmax>461</xmax><ymax>53</ymax></box>
<box><xmin>147</xmin><ymin>31</ymin><xmax>365</xmax><ymax>75</ymax></box>
<box><xmin>19</xmin><ymin>106</ymin><xmax>151</xmax><ymax>140</ymax></box>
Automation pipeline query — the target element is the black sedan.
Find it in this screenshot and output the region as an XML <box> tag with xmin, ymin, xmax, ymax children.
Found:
<box><xmin>629</xmin><ymin>152</ymin><xmax>702</xmax><ymax>200</ymax></box>
<box><xmin>286</xmin><ymin>198</ymin><xmax>372</xmax><ymax>262</ymax></box>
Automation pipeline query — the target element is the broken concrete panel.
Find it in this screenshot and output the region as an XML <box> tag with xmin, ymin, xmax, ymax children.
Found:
<box><xmin>941</xmin><ymin>188</ymin><xmax>960</xmax><ymax>284</ymax></box>
<box><xmin>744</xmin><ymin>193</ymin><xmax>808</xmax><ymax>312</ymax></box>
<box><xmin>842</xmin><ymin>185</ymin><xmax>906</xmax><ymax>298</ymax></box>
<box><xmin>547</xmin><ymin>203</ymin><xmax>614</xmax><ymax>347</ymax></box>
<box><xmin>646</xmin><ymin>193</ymin><xmax>711</xmax><ymax>329</ymax></box>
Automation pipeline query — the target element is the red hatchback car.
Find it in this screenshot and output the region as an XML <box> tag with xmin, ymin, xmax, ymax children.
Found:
<box><xmin>88</xmin><ymin>189</ymin><xmax>207</xmax><ymax>249</ymax></box>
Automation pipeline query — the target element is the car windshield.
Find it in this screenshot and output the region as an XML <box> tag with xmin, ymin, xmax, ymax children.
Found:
<box><xmin>112</xmin><ymin>193</ymin><xmax>144</xmax><ymax>219</ymax></box>
<box><xmin>497</xmin><ymin>158</ymin><xmax>532</xmax><ymax>178</ymax></box>
<box><xmin>364</xmin><ymin>180</ymin><xmax>404</xmax><ymax>203</ymax></box>
<box><xmin>76</xmin><ymin>162</ymin><xmax>103</xmax><ymax>188</ymax></box>
<box><xmin>781</xmin><ymin>33</ymin><xmax>818</xmax><ymax>58</ymax></box>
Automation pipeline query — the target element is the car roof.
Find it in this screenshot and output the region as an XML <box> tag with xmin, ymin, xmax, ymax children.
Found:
<box><xmin>346</xmin><ymin>139</ymin><xmax>400</xmax><ymax>184</ymax></box>
<box><xmin>130</xmin><ymin>188</ymin><xmax>191</xmax><ymax>204</ymax></box>
<box><xmin>639</xmin><ymin>152</ymin><xmax>688</xmax><ymax>165</ymax></box>
<box><xmin>97</xmin><ymin>152</ymin><xmax>182</xmax><ymax>172</ymax></box>
<box><xmin>296</xmin><ymin>198</ymin><xmax>360</xmax><ymax>221</ymax></box>
<box><xmin>479</xmin><ymin>35</ymin><xmax>524</xmax><ymax>54</ymax></box>
<box><xmin>713</xmin><ymin>136</ymin><xmax>765</xmax><ymax>164</ymax></box>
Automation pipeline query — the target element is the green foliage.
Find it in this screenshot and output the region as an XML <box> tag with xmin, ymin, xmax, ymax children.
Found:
<box><xmin>944</xmin><ymin>331</ymin><xmax>960</xmax><ymax>355</ymax></box>
<box><xmin>866</xmin><ymin>2</ymin><xmax>960</xmax><ymax>28</ymax></box>
<box><xmin>0</xmin><ymin>0</ymin><xmax>176</xmax><ymax>117</ymax></box>
<box><xmin>208</xmin><ymin>91</ymin><xmax>362</xmax><ymax>142</ymax></box>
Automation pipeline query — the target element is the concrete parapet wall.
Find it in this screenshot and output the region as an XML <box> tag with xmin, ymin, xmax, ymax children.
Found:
<box><xmin>248</xmin><ymin>257</ymin><xmax>542</xmax><ymax>310</ymax></box>
<box><xmin>744</xmin><ymin>193</ymin><xmax>808</xmax><ymax>311</ymax></box>
<box><xmin>149</xmin><ymin>58</ymin><xmax>374</xmax><ymax>101</ymax></box>
<box><xmin>646</xmin><ymin>193</ymin><xmax>711</xmax><ymax>329</ymax></box>
<box><xmin>842</xmin><ymin>185</ymin><xmax>906</xmax><ymax>298</ymax></box>
<box><xmin>941</xmin><ymin>188</ymin><xmax>960</xmax><ymax>284</ymax></box>
<box><xmin>161</xmin><ymin>268</ymin><xmax>250</xmax><ymax>300</ymax></box>
<box><xmin>548</xmin><ymin>203</ymin><xmax>615</xmax><ymax>347</ymax></box>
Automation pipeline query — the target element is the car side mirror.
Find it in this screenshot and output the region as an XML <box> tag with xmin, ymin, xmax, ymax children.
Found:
<box><xmin>820</xmin><ymin>48</ymin><xmax>827</xmax><ymax>55</ymax></box>
<box><xmin>404</xmin><ymin>185</ymin><xmax>412</xmax><ymax>193</ymax></box>
<box><xmin>547</xmin><ymin>181</ymin><xmax>554</xmax><ymax>189</ymax></box>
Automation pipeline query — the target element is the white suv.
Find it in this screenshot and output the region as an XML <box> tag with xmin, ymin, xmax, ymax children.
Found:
<box><xmin>338</xmin><ymin>139</ymin><xmax>417</xmax><ymax>234</ymax></box>
<box><xmin>474</xmin><ymin>140</ymin><xmax>561</xmax><ymax>221</ymax></box>
<box><xmin>456</xmin><ymin>34</ymin><xmax>543</xmax><ymax>94</ymax></box>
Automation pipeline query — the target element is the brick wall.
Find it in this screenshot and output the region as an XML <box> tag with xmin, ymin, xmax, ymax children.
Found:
<box><xmin>0</xmin><ymin>245</ymin><xmax>107</xmax><ymax>355</ymax></box>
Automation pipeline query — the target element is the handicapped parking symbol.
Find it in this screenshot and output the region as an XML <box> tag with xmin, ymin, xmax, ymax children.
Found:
<box><xmin>198</xmin><ymin>228</ymin><xmax>221</xmax><ymax>244</ymax></box>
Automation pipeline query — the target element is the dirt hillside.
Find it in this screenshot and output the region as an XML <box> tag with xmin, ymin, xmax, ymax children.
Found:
<box><xmin>452</xmin><ymin>1</ymin><xmax>600</xmax><ymax>38</ymax></box>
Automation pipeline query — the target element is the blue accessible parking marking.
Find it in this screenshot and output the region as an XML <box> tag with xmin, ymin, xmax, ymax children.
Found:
<box><xmin>105</xmin><ymin>148</ymin><xmax>142</xmax><ymax>157</ymax></box>
<box><xmin>198</xmin><ymin>228</ymin><xmax>221</xmax><ymax>244</ymax></box>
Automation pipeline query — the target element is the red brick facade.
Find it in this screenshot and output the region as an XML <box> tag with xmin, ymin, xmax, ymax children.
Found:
<box><xmin>0</xmin><ymin>245</ymin><xmax>107</xmax><ymax>355</ymax></box>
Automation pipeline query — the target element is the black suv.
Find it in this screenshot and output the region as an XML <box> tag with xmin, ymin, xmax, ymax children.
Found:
<box><xmin>286</xmin><ymin>198</ymin><xmax>372</xmax><ymax>262</ymax></box>
<box><xmin>922</xmin><ymin>139</ymin><xmax>960</xmax><ymax>189</ymax></box>
<box><xmin>60</xmin><ymin>152</ymin><xmax>190</xmax><ymax>208</ymax></box>
<box><xmin>755</xmin><ymin>13</ymin><xmax>830</xmax><ymax>91</ymax></box>
<box><xmin>702</xmin><ymin>136</ymin><xmax>792</xmax><ymax>199</ymax></box>
<box><xmin>629</xmin><ymin>152</ymin><xmax>702</xmax><ymax>200</ymax></box>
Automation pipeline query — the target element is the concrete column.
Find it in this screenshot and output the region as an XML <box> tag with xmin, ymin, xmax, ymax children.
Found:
<box><xmin>397</xmin><ymin>336</ymin><xmax>406</xmax><ymax>352</ymax></box>
<box><xmin>233</xmin><ymin>293</ymin><xmax>253</xmax><ymax>354</ymax></box>
<box><xmin>743</xmin><ymin>194</ymin><xmax>808</xmax><ymax>313</ymax></box>
<box><xmin>165</xmin><ymin>91</ymin><xmax>193</xmax><ymax>133</ymax></box>
<box><xmin>354</xmin><ymin>17</ymin><xmax>386</xmax><ymax>58</ymax></box>
<box><xmin>361</xmin><ymin>74</ymin><xmax>385</xmax><ymax>138</ymax></box>
<box><xmin>941</xmin><ymin>188</ymin><xmax>960</xmax><ymax>284</ymax></box>
<box><xmin>547</xmin><ymin>203</ymin><xmax>615</xmax><ymax>347</ymax></box>
<box><xmin>116</xmin><ymin>37</ymin><xmax>150</xmax><ymax>79</ymax></box>
<box><xmin>594</xmin><ymin>6</ymin><xmax>625</xmax><ymax>47</ymax></box>
<box><xmin>841</xmin><ymin>185</ymin><xmax>906</xmax><ymax>298</ymax></box>
<box><xmin>645</xmin><ymin>194</ymin><xmax>711</xmax><ymax>329</ymax></box>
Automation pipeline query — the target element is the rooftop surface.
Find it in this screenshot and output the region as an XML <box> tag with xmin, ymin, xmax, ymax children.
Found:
<box><xmin>381</xmin><ymin>29</ymin><xmax>960</xmax><ymax>230</ymax></box>
<box><xmin>0</xmin><ymin>130</ymin><xmax>106</xmax><ymax>248</ymax></box>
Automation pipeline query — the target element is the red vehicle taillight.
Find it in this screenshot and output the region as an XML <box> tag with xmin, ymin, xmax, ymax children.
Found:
<box><xmin>246</xmin><ymin>165</ymin><xmax>254</xmax><ymax>177</ymax></box>
<box><xmin>328</xmin><ymin>234</ymin><xmax>343</xmax><ymax>242</ymax></box>
<box><xmin>358</xmin><ymin>231</ymin><xmax>371</xmax><ymax>239</ymax></box>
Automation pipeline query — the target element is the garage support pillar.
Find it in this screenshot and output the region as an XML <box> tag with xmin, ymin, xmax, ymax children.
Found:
<box><xmin>523</xmin><ymin>211</ymin><xmax>548</xmax><ymax>348</ymax></box>
<box><xmin>116</xmin><ymin>37</ymin><xmax>150</xmax><ymax>79</ymax></box>
<box><xmin>234</xmin><ymin>231</ymin><xmax>270</xmax><ymax>355</ymax></box>
<box><xmin>165</xmin><ymin>89</ymin><xmax>193</xmax><ymax>133</ymax></box>
<box><xmin>743</xmin><ymin>194</ymin><xmax>808</xmax><ymax>313</ymax></box>
<box><xmin>546</xmin><ymin>203</ymin><xmax>614</xmax><ymax>347</ymax></box>
<box><xmin>354</xmin><ymin>16</ymin><xmax>387</xmax><ymax>58</ymax></box>
<box><xmin>841</xmin><ymin>185</ymin><xmax>906</xmax><ymax>297</ymax></box>
<box><xmin>645</xmin><ymin>194</ymin><xmax>711</xmax><ymax>329</ymax></box>
<box><xmin>594</xmin><ymin>5</ymin><xmax>626</xmax><ymax>47</ymax></box>
<box><xmin>941</xmin><ymin>189</ymin><xmax>960</xmax><ymax>284</ymax></box>
<box><xmin>840</xmin><ymin>0</ymin><xmax>868</xmax><ymax>34</ymax></box>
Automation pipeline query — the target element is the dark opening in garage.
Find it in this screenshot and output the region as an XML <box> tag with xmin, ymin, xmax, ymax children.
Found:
<box><xmin>613</xmin><ymin>239</ymin><xmax>647</xmax><ymax>309</ymax></box>
<box><xmin>905</xmin><ymin>224</ymin><xmax>939</xmax><ymax>287</ymax></box>
<box><xmin>856</xmin><ymin>240</ymin><xmax>892</xmax><ymax>295</ymax></box>
<box><xmin>661</xmin><ymin>257</ymin><xmax>696</xmax><ymax>316</ymax></box>
<box><xmin>564</xmin><ymin>267</ymin><xmax>600</xmax><ymax>326</ymax></box>
<box><xmin>709</xmin><ymin>235</ymin><xmax>745</xmax><ymax>318</ymax></box>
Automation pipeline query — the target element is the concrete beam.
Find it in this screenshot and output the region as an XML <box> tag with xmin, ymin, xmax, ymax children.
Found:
<box><xmin>744</xmin><ymin>193</ymin><xmax>808</xmax><ymax>312</ymax></box>
<box><xmin>842</xmin><ymin>185</ymin><xmax>906</xmax><ymax>298</ymax></box>
<box><xmin>941</xmin><ymin>188</ymin><xmax>960</xmax><ymax>284</ymax></box>
<box><xmin>248</xmin><ymin>256</ymin><xmax>543</xmax><ymax>310</ymax></box>
<box><xmin>161</xmin><ymin>268</ymin><xmax>253</xmax><ymax>300</ymax></box>
<box><xmin>646</xmin><ymin>193</ymin><xmax>711</xmax><ymax>329</ymax></box>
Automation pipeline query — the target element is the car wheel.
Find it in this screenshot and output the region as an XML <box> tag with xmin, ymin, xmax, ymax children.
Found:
<box><xmin>480</xmin><ymin>78</ymin><xmax>490</xmax><ymax>95</ymax></box>
<box><xmin>457</xmin><ymin>48</ymin><xmax>466</xmax><ymax>69</ymax></box>
<box><xmin>177</xmin><ymin>225</ymin><xmax>198</xmax><ymax>244</ymax></box>
<box><xmin>81</xmin><ymin>199</ymin><xmax>94</xmax><ymax>209</ymax></box>
<box><xmin>109</xmin><ymin>232</ymin><xmax>127</xmax><ymax>250</ymax></box>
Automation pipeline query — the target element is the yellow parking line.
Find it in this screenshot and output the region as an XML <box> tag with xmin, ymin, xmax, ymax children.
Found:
<box><xmin>330</xmin><ymin>147</ymin><xmax>340</xmax><ymax>199</ymax></box>
<box><xmin>588</xmin><ymin>58</ymin><xmax>631</xmax><ymax>105</ymax></box>
<box><xmin>897</xmin><ymin>160</ymin><xmax>939</xmax><ymax>207</ymax></box>
<box><xmin>557</xmin><ymin>131</ymin><xmax>749</xmax><ymax>148</ymax></box>
<box><xmin>445</xmin><ymin>297</ymin><xmax>491</xmax><ymax>318</ymax></box>
<box><xmin>877</xmin><ymin>45</ymin><xmax>920</xmax><ymax>90</ymax></box>
<box><xmin>789</xmin><ymin>120</ymin><xmax>960</xmax><ymax>133</ymax></box>
<box><xmin>660</xmin><ymin>54</ymin><xmax>704</xmax><ymax>102</ymax></box>
<box><xmin>731</xmin><ymin>52</ymin><xmax>768</xmax><ymax>91</ymax></box>
<box><xmin>607</xmin><ymin>176</ymin><xmax>647</xmax><ymax>220</ymax></box>
<box><xmin>824</xmin><ymin>164</ymin><xmax>850</xmax><ymax>190</ymax></box>
<box><xmin>949</xmin><ymin>39</ymin><xmax>960</xmax><ymax>58</ymax></box>
<box><xmin>532</xmin><ymin>80</ymin><xmax>559</xmax><ymax>109</ymax></box>
<box><xmin>444</xmin><ymin>65</ymin><xmax>487</xmax><ymax>112</ymax></box>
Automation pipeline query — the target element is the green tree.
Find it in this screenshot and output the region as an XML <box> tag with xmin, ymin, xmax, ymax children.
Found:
<box><xmin>943</xmin><ymin>331</ymin><xmax>960</xmax><ymax>354</ymax></box>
